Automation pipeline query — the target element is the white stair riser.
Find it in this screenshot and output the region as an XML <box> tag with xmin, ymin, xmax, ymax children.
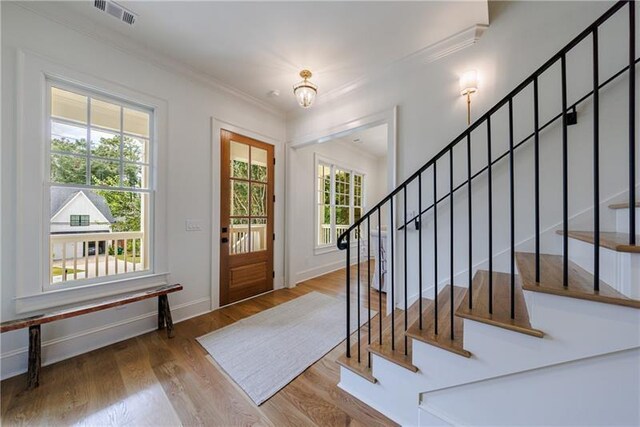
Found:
<box><xmin>615</xmin><ymin>208</ymin><xmax>640</xmax><ymax>234</ymax></box>
<box><xmin>566</xmin><ymin>237</ymin><xmax>639</xmax><ymax>298</ymax></box>
<box><xmin>339</xmin><ymin>291</ymin><xmax>640</xmax><ymax>426</ymax></box>
<box><xmin>419</xmin><ymin>348</ymin><xmax>640</xmax><ymax>427</ymax></box>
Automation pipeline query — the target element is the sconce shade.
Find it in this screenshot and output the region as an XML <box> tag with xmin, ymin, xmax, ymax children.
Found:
<box><xmin>460</xmin><ymin>70</ymin><xmax>478</xmax><ymax>96</ymax></box>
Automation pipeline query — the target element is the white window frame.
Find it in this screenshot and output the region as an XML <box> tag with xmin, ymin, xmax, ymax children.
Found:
<box><xmin>314</xmin><ymin>154</ymin><xmax>366</xmax><ymax>253</ymax></box>
<box><xmin>43</xmin><ymin>79</ymin><xmax>156</xmax><ymax>292</ymax></box>
<box><xmin>14</xmin><ymin>50</ymin><xmax>169</xmax><ymax>314</ymax></box>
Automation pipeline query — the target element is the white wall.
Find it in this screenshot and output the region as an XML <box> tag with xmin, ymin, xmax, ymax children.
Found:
<box><xmin>286</xmin><ymin>1</ymin><xmax>640</xmax><ymax>303</ymax></box>
<box><xmin>1</xmin><ymin>3</ymin><xmax>286</xmax><ymax>379</ymax></box>
<box><xmin>290</xmin><ymin>136</ymin><xmax>388</xmax><ymax>284</ymax></box>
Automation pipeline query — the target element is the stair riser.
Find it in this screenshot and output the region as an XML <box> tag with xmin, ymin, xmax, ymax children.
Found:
<box><xmin>339</xmin><ymin>290</ymin><xmax>640</xmax><ymax>425</ymax></box>
<box><xmin>566</xmin><ymin>237</ymin><xmax>640</xmax><ymax>299</ymax></box>
<box><xmin>615</xmin><ymin>208</ymin><xmax>640</xmax><ymax>234</ymax></box>
<box><xmin>419</xmin><ymin>348</ymin><xmax>640</xmax><ymax>427</ymax></box>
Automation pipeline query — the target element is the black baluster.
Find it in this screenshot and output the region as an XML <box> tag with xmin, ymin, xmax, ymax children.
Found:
<box><xmin>357</xmin><ymin>224</ymin><xmax>361</xmax><ymax>363</ymax></box>
<box><xmin>368</xmin><ymin>216</ymin><xmax>372</xmax><ymax>367</ymax></box>
<box><xmin>487</xmin><ymin>117</ymin><xmax>493</xmax><ymax>314</ymax></box>
<box><xmin>629</xmin><ymin>0</ymin><xmax>637</xmax><ymax>245</ymax></box>
<box><xmin>593</xmin><ymin>28</ymin><xmax>601</xmax><ymax>291</ymax></box>
<box><xmin>467</xmin><ymin>133</ymin><xmax>473</xmax><ymax>309</ymax></box>
<box><xmin>390</xmin><ymin>196</ymin><xmax>395</xmax><ymax>350</ymax></box>
<box><xmin>534</xmin><ymin>77</ymin><xmax>541</xmax><ymax>283</ymax></box>
<box><xmin>403</xmin><ymin>186</ymin><xmax>408</xmax><ymax>355</ymax></box>
<box><xmin>433</xmin><ymin>163</ymin><xmax>439</xmax><ymax>335</ymax></box>
<box><xmin>378</xmin><ymin>207</ymin><xmax>383</xmax><ymax>345</ymax></box>
<box><xmin>450</xmin><ymin>148</ymin><xmax>455</xmax><ymax>340</ymax></box>
<box><xmin>346</xmin><ymin>233</ymin><xmax>351</xmax><ymax>358</ymax></box>
<box><xmin>418</xmin><ymin>173</ymin><xmax>423</xmax><ymax>330</ymax></box>
<box><xmin>509</xmin><ymin>98</ymin><xmax>516</xmax><ymax>319</ymax></box>
<box><xmin>561</xmin><ymin>54</ymin><xmax>569</xmax><ymax>288</ymax></box>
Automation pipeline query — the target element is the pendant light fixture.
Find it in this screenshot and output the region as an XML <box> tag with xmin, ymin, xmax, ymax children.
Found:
<box><xmin>293</xmin><ymin>69</ymin><xmax>317</xmax><ymax>108</ymax></box>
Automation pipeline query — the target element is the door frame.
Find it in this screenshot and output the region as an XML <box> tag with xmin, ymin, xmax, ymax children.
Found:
<box><xmin>285</xmin><ymin>106</ymin><xmax>397</xmax><ymax>314</ymax></box>
<box><xmin>211</xmin><ymin>118</ymin><xmax>283</xmax><ymax>310</ymax></box>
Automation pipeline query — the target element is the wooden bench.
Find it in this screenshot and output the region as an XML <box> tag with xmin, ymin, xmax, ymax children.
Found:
<box><xmin>0</xmin><ymin>283</ymin><xmax>183</xmax><ymax>389</ymax></box>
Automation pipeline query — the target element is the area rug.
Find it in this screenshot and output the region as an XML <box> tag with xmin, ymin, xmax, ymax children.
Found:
<box><xmin>197</xmin><ymin>291</ymin><xmax>370</xmax><ymax>405</ymax></box>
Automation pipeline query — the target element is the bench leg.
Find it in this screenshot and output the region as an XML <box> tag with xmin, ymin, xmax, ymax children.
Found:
<box><xmin>27</xmin><ymin>325</ymin><xmax>41</xmax><ymax>389</ymax></box>
<box><xmin>158</xmin><ymin>296</ymin><xmax>166</xmax><ymax>330</ymax></box>
<box><xmin>158</xmin><ymin>295</ymin><xmax>174</xmax><ymax>338</ymax></box>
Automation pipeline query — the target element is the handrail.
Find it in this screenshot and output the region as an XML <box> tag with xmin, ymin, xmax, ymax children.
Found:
<box><xmin>336</xmin><ymin>0</ymin><xmax>627</xmax><ymax>250</ymax></box>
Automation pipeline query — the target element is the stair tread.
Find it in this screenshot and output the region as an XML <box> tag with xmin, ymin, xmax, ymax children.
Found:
<box><xmin>516</xmin><ymin>252</ymin><xmax>640</xmax><ymax>309</ymax></box>
<box><xmin>608</xmin><ymin>201</ymin><xmax>640</xmax><ymax>209</ymax></box>
<box><xmin>336</xmin><ymin>350</ymin><xmax>377</xmax><ymax>384</ymax></box>
<box><xmin>456</xmin><ymin>271</ymin><xmax>544</xmax><ymax>338</ymax></box>
<box><xmin>367</xmin><ymin>299</ymin><xmax>424</xmax><ymax>373</ymax></box>
<box><xmin>557</xmin><ymin>230</ymin><xmax>640</xmax><ymax>253</ymax></box>
<box><xmin>406</xmin><ymin>285</ymin><xmax>472</xmax><ymax>358</ymax></box>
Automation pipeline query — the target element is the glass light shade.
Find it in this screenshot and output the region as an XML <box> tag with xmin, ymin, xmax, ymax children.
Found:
<box><xmin>460</xmin><ymin>70</ymin><xmax>478</xmax><ymax>96</ymax></box>
<box><xmin>293</xmin><ymin>81</ymin><xmax>317</xmax><ymax>108</ymax></box>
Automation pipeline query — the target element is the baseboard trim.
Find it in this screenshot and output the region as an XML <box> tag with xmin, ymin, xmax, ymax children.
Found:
<box><xmin>0</xmin><ymin>297</ymin><xmax>211</xmax><ymax>380</ymax></box>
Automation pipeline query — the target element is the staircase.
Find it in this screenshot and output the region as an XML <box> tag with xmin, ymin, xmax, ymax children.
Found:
<box><xmin>335</xmin><ymin>2</ymin><xmax>640</xmax><ymax>425</ymax></box>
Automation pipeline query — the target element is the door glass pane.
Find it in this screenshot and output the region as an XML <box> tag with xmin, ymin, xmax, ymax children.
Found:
<box><xmin>230</xmin><ymin>141</ymin><xmax>249</xmax><ymax>179</ymax></box>
<box><xmin>251</xmin><ymin>218</ymin><xmax>267</xmax><ymax>252</ymax></box>
<box><xmin>51</xmin><ymin>121</ymin><xmax>87</xmax><ymax>154</ymax></box>
<box><xmin>51</xmin><ymin>87</ymin><xmax>87</xmax><ymax>124</ymax></box>
<box><xmin>251</xmin><ymin>146</ymin><xmax>268</xmax><ymax>182</ymax></box>
<box><xmin>91</xmin><ymin>98</ymin><xmax>121</xmax><ymax>132</ymax></box>
<box><xmin>91</xmin><ymin>129</ymin><xmax>120</xmax><ymax>159</ymax></box>
<box><xmin>124</xmin><ymin>107</ymin><xmax>150</xmax><ymax>138</ymax></box>
<box><xmin>251</xmin><ymin>183</ymin><xmax>267</xmax><ymax>216</ymax></box>
<box><xmin>230</xmin><ymin>218</ymin><xmax>249</xmax><ymax>255</ymax></box>
<box><xmin>231</xmin><ymin>180</ymin><xmax>249</xmax><ymax>216</ymax></box>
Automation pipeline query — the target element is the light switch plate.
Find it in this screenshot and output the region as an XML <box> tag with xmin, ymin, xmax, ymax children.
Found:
<box><xmin>185</xmin><ymin>220</ymin><xmax>202</xmax><ymax>232</ymax></box>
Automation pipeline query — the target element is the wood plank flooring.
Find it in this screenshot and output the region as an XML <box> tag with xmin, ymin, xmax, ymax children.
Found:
<box><xmin>1</xmin><ymin>265</ymin><xmax>396</xmax><ymax>427</ymax></box>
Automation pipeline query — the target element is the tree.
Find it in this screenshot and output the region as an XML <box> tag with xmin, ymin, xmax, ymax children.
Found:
<box><xmin>51</xmin><ymin>135</ymin><xmax>143</xmax><ymax>232</ymax></box>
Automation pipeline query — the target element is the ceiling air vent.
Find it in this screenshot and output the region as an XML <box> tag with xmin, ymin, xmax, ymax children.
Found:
<box><xmin>94</xmin><ymin>0</ymin><xmax>137</xmax><ymax>26</ymax></box>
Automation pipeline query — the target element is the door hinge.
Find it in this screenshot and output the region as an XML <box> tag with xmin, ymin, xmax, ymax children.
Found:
<box><xmin>273</xmin><ymin>233</ymin><xmax>275</xmax><ymax>241</ymax></box>
<box><xmin>273</xmin><ymin>195</ymin><xmax>276</xmax><ymax>203</ymax></box>
<box><xmin>272</xmin><ymin>271</ymin><xmax>275</xmax><ymax>278</ymax></box>
<box><xmin>273</xmin><ymin>158</ymin><xmax>276</xmax><ymax>165</ymax></box>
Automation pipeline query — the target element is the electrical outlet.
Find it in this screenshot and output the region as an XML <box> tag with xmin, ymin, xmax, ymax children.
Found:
<box><xmin>185</xmin><ymin>220</ymin><xmax>202</xmax><ymax>232</ymax></box>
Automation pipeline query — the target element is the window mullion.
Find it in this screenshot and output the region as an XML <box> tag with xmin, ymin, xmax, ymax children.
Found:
<box><xmin>86</xmin><ymin>96</ymin><xmax>91</xmax><ymax>185</ymax></box>
<box><xmin>120</xmin><ymin>106</ymin><xmax>124</xmax><ymax>187</ymax></box>
<box><xmin>330</xmin><ymin>165</ymin><xmax>336</xmax><ymax>244</ymax></box>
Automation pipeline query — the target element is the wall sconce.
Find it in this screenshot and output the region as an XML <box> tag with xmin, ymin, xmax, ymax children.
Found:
<box><xmin>460</xmin><ymin>70</ymin><xmax>478</xmax><ymax>125</ymax></box>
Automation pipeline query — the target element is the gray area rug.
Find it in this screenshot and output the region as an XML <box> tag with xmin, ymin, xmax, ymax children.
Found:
<box><xmin>197</xmin><ymin>291</ymin><xmax>370</xmax><ymax>405</ymax></box>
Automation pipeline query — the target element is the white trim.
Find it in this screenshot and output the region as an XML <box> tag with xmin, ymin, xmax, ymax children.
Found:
<box><xmin>286</xmin><ymin>107</ymin><xmax>397</xmax><ymax>316</ymax></box>
<box><xmin>14</xmin><ymin>49</ymin><xmax>169</xmax><ymax>314</ymax></box>
<box><xmin>210</xmin><ymin>117</ymin><xmax>285</xmax><ymax>310</ymax></box>
<box><xmin>12</xmin><ymin>1</ymin><xmax>284</xmax><ymax>119</ymax></box>
<box><xmin>311</xmin><ymin>25</ymin><xmax>488</xmax><ymax>110</ymax></box>
<box><xmin>1</xmin><ymin>296</ymin><xmax>211</xmax><ymax>380</ymax></box>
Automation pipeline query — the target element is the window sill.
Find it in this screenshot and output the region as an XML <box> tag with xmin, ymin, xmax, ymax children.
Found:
<box><xmin>14</xmin><ymin>272</ymin><xmax>169</xmax><ymax>314</ymax></box>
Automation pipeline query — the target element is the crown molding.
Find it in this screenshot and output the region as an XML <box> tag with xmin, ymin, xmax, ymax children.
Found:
<box><xmin>10</xmin><ymin>1</ymin><xmax>285</xmax><ymax>118</ymax></box>
<box><xmin>304</xmin><ymin>24</ymin><xmax>488</xmax><ymax>112</ymax></box>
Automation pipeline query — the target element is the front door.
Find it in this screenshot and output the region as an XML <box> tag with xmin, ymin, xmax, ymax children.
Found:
<box><xmin>220</xmin><ymin>130</ymin><xmax>274</xmax><ymax>306</ymax></box>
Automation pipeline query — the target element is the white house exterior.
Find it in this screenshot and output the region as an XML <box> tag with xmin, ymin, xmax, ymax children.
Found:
<box><xmin>50</xmin><ymin>188</ymin><xmax>115</xmax><ymax>260</ymax></box>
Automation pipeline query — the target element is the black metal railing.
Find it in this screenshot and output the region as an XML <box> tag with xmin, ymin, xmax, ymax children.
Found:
<box><xmin>339</xmin><ymin>1</ymin><xmax>637</xmax><ymax>360</ymax></box>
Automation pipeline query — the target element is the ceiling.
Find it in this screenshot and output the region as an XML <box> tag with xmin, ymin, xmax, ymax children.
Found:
<box><xmin>23</xmin><ymin>1</ymin><xmax>489</xmax><ymax>113</ymax></box>
<box><xmin>328</xmin><ymin>124</ymin><xmax>388</xmax><ymax>159</ymax></box>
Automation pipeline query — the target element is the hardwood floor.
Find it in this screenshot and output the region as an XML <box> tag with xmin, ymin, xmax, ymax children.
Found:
<box><xmin>1</xmin><ymin>265</ymin><xmax>396</xmax><ymax>427</ymax></box>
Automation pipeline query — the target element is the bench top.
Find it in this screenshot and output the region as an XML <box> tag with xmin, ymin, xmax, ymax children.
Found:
<box><xmin>1</xmin><ymin>284</ymin><xmax>183</xmax><ymax>333</ymax></box>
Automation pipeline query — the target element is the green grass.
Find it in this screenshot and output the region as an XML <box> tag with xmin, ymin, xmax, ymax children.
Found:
<box><xmin>52</xmin><ymin>266</ymin><xmax>84</xmax><ymax>277</ymax></box>
<box><xmin>116</xmin><ymin>254</ymin><xmax>141</xmax><ymax>264</ymax></box>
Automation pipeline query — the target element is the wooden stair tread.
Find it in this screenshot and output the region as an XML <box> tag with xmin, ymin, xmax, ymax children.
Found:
<box><xmin>608</xmin><ymin>201</ymin><xmax>640</xmax><ymax>209</ymax></box>
<box><xmin>456</xmin><ymin>271</ymin><xmax>544</xmax><ymax>338</ymax></box>
<box><xmin>406</xmin><ymin>285</ymin><xmax>472</xmax><ymax>358</ymax></box>
<box><xmin>516</xmin><ymin>252</ymin><xmax>640</xmax><ymax>309</ymax></box>
<box><xmin>336</xmin><ymin>350</ymin><xmax>377</xmax><ymax>384</ymax></box>
<box><xmin>557</xmin><ymin>230</ymin><xmax>640</xmax><ymax>253</ymax></box>
<box><xmin>367</xmin><ymin>299</ymin><xmax>425</xmax><ymax>373</ymax></box>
